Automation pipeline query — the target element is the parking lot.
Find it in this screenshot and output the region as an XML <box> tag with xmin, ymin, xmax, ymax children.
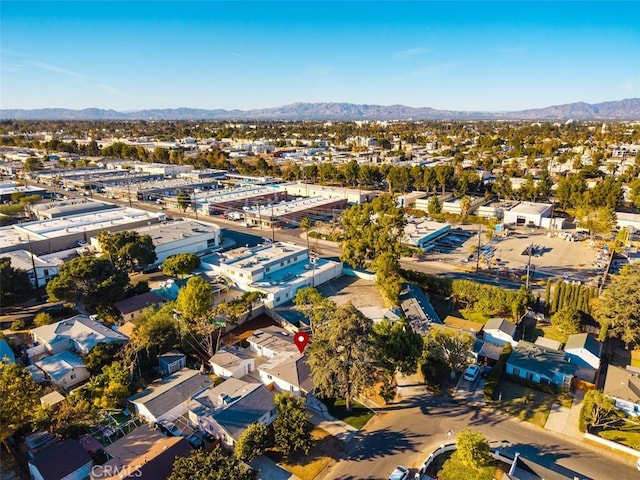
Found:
<box><xmin>427</xmin><ymin>225</ymin><xmax>605</xmax><ymax>285</ymax></box>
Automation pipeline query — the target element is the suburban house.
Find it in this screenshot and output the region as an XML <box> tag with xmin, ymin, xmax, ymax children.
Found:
<box><xmin>158</xmin><ymin>351</ymin><xmax>187</xmax><ymax>375</ymax></box>
<box><xmin>114</xmin><ymin>292</ymin><xmax>165</xmax><ymax>322</ymax></box>
<box><xmin>128</xmin><ymin>368</ymin><xmax>213</xmax><ymax>423</ymax></box>
<box><xmin>505</xmin><ymin>341</ymin><xmax>576</xmax><ymax>391</ymax></box>
<box><xmin>209</xmin><ymin>347</ymin><xmax>255</xmax><ymax>379</ymax></box>
<box><xmin>188</xmin><ymin>377</ymin><xmax>277</xmax><ymax>448</ymax></box>
<box><xmin>563</xmin><ymin>333</ymin><xmax>602</xmax><ymax>383</ymax></box>
<box><xmin>482</xmin><ymin>318</ymin><xmax>518</xmax><ymax>347</ymax></box>
<box><xmin>603</xmin><ymin>365</ymin><xmax>640</xmax><ymax>416</ymax></box>
<box><xmin>247</xmin><ymin>325</ymin><xmax>299</xmax><ymax>359</ymax></box>
<box><xmin>258</xmin><ymin>353</ymin><xmax>313</xmax><ymax>396</ymax></box>
<box><xmin>534</xmin><ymin>337</ymin><xmax>562</xmax><ymax>351</ymax></box>
<box><xmin>33</xmin><ymin>351</ymin><xmax>90</xmax><ymax>390</ymax></box>
<box><xmin>92</xmin><ymin>424</ymin><xmax>192</xmax><ymax>480</ymax></box>
<box><xmin>29</xmin><ymin>315</ymin><xmax>128</xmax><ymax>358</ymax></box>
<box><xmin>28</xmin><ymin>439</ymin><xmax>93</xmax><ymax>480</ymax></box>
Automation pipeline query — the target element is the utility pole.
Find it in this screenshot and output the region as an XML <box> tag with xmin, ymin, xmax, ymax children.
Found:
<box><xmin>475</xmin><ymin>224</ymin><xmax>482</xmax><ymax>274</ymax></box>
<box><xmin>126</xmin><ymin>181</ymin><xmax>132</xmax><ymax>208</ymax></box>
<box><xmin>26</xmin><ymin>235</ymin><xmax>42</xmax><ymax>301</ymax></box>
<box><xmin>525</xmin><ymin>243</ymin><xmax>533</xmax><ymax>290</ymax></box>
<box><xmin>193</xmin><ymin>190</ymin><xmax>199</xmax><ymax>220</ymax></box>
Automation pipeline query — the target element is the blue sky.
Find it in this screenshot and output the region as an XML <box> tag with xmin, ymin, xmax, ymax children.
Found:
<box><xmin>1</xmin><ymin>1</ymin><xmax>639</xmax><ymax>111</ymax></box>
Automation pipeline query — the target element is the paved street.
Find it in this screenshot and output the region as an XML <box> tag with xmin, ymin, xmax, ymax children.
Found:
<box><xmin>320</xmin><ymin>392</ymin><xmax>637</xmax><ymax>480</ymax></box>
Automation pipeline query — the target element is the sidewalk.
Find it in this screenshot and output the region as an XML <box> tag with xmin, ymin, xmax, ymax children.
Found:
<box><xmin>306</xmin><ymin>395</ymin><xmax>359</xmax><ymax>444</ymax></box>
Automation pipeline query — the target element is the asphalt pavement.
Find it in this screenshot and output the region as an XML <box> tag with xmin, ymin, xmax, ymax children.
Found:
<box><xmin>320</xmin><ymin>391</ymin><xmax>637</xmax><ymax>480</ymax></box>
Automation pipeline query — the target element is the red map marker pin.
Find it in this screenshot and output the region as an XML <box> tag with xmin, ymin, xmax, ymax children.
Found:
<box><xmin>293</xmin><ymin>332</ymin><xmax>309</xmax><ymax>354</ymax></box>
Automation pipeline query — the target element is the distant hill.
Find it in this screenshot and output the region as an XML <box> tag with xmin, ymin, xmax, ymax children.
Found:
<box><xmin>2</xmin><ymin>98</ymin><xmax>639</xmax><ymax>121</ymax></box>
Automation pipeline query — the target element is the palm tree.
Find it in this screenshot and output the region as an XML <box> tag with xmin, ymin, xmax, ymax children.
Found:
<box><xmin>300</xmin><ymin>217</ymin><xmax>311</xmax><ymax>252</ymax></box>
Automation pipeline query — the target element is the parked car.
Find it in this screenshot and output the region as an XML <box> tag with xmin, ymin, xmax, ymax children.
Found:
<box><xmin>389</xmin><ymin>465</ymin><xmax>409</xmax><ymax>480</ymax></box>
<box><xmin>187</xmin><ymin>433</ymin><xmax>203</xmax><ymax>449</ymax></box>
<box><xmin>463</xmin><ymin>365</ymin><xmax>480</xmax><ymax>382</ymax></box>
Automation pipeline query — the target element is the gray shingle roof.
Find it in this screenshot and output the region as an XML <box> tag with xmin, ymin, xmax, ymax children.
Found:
<box><xmin>29</xmin><ymin>439</ymin><xmax>92</xmax><ymax>480</ymax></box>
<box><xmin>507</xmin><ymin>341</ymin><xmax>577</xmax><ymax>378</ymax></box>
<box><xmin>484</xmin><ymin>318</ymin><xmax>516</xmax><ymax>337</ymax></box>
<box><xmin>564</xmin><ymin>333</ymin><xmax>602</xmax><ymax>358</ymax></box>
<box><xmin>128</xmin><ymin>369</ymin><xmax>212</xmax><ymax>418</ymax></box>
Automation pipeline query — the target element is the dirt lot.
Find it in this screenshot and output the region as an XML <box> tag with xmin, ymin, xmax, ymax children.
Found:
<box><xmin>317</xmin><ymin>275</ymin><xmax>385</xmax><ymax>309</ymax></box>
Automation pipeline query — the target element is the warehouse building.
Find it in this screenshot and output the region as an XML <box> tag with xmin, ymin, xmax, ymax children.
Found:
<box><xmin>243</xmin><ymin>196</ymin><xmax>348</xmax><ymax>229</ymax></box>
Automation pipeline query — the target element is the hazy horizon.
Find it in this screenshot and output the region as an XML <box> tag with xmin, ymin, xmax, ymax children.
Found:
<box><xmin>2</xmin><ymin>1</ymin><xmax>639</xmax><ymax>112</ymax></box>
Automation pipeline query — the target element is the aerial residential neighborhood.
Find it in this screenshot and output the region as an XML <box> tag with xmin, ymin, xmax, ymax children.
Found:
<box><xmin>2</xmin><ymin>2</ymin><xmax>640</xmax><ymax>480</ymax></box>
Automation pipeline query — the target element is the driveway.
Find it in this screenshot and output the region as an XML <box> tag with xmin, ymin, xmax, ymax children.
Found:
<box><xmin>453</xmin><ymin>375</ymin><xmax>486</xmax><ymax>405</ymax></box>
<box><xmin>250</xmin><ymin>455</ymin><xmax>300</xmax><ymax>480</ymax></box>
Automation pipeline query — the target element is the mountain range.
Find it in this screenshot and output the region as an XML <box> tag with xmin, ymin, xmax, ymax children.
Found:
<box><xmin>2</xmin><ymin>98</ymin><xmax>639</xmax><ymax>121</ymax></box>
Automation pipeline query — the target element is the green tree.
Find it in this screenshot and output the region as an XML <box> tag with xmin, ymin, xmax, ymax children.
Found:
<box><xmin>374</xmin><ymin>318</ymin><xmax>423</xmax><ymax>376</ymax></box>
<box><xmin>273</xmin><ymin>392</ymin><xmax>314</xmax><ymax>456</ymax></box>
<box><xmin>294</xmin><ymin>287</ymin><xmax>336</xmax><ymax>333</ymax></box>
<box><xmin>427</xmin><ymin>195</ymin><xmax>442</xmax><ymax>214</ymax></box>
<box><xmin>426</xmin><ymin>329</ymin><xmax>475</xmax><ymax>375</ymax></box>
<box><xmin>176</xmin><ymin>276</ymin><xmax>213</xmax><ymax>323</ymax></box>
<box><xmin>0</xmin><ymin>363</ymin><xmax>41</xmax><ymax>451</ymax></box>
<box><xmin>340</xmin><ymin>193</ymin><xmax>406</xmax><ymax>270</ymax></box>
<box><xmin>97</xmin><ymin>230</ymin><xmax>157</xmax><ymax>272</ymax></box>
<box><xmin>307</xmin><ymin>303</ymin><xmax>376</xmax><ymax>411</ymax></box>
<box><xmin>439</xmin><ymin>429</ymin><xmax>495</xmax><ymax>480</ymax></box>
<box><xmin>551</xmin><ymin>307</ymin><xmax>582</xmax><ymax>335</ymax></box>
<box><xmin>0</xmin><ymin>257</ymin><xmax>33</xmax><ymax>306</ymax></box>
<box><xmin>234</xmin><ymin>422</ymin><xmax>271</xmax><ymax>461</ymax></box>
<box><xmin>300</xmin><ymin>217</ymin><xmax>311</xmax><ymax>252</ymax></box>
<box><xmin>46</xmin><ymin>257</ymin><xmax>129</xmax><ymax>308</ymax></box>
<box><xmin>87</xmin><ymin>361</ymin><xmax>130</xmax><ymax>409</ymax></box>
<box><xmin>574</xmin><ymin>206</ymin><xmax>616</xmax><ymax>238</ymax></box>
<box><xmin>595</xmin><ymin>265</ymin><xmax>640</xmax><ymax>347</ymax></box>
<box><xmin>84</xmin><ymin>342</ymin><xmax>123</xmax><ymax>376</ymax></box>
<box><xmin>168</xmin><ymin>448</ymin><xmax>253</xmax><ymax>480</ymax></box>
<box><xmin>176</xmin><ymin>190</ymin><xmax>191</xmax><ymax>212</ymax></box>
<box><xmin>33</xmin><ymin>312</ymin><xmax>54</xmax><ymax>327</ymax></box>
<box><xmin>544</xmin><ymin>279</ymin><xmax>552</xmax><ymax>312</ymax></box>
<box><xmin>162</xmin><ymin>253</ymin><xmax>201</xmax><ymax>277</ymax></box>
<box><xmin>580</xmin><ymin>389</ymin><xmax>616</xmax><ymax>431</ymax></box>
<box><xmin>375</xmin><ymin>252</ymin><xmax>403</xmax><ymax>306</ymax></box>
<box><xmin>459</xmin><ymin>195</ymin><xmax>472</xmax><ymax>218</ymax></box>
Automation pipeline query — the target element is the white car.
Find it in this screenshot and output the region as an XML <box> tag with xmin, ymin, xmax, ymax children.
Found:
<box><xmin>463</xmin><ymin>365</ymin><xmax>480</xmax><ymax>382</ymax></box>
<box><xmin>389</xmin><ymin>465</ymin><xmax>409</xmax><ymax>480</ymax></box>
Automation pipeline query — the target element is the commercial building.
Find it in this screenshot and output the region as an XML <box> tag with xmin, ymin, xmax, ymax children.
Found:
<box><xmin>90</xmin><ymin>218</ymin><xmax>221</xmax><ymax>263</ymax></box>
<box><xmin>502</xmin><ymin>201</ymin><xmax>562</xmax><ymax>229</ymax></box>
<box><xmin>442</xmin><ymin>196</ymin><xmax>485</xmax><ymax>216</ymax></box>
<box><xmin>402</xmin><ymin>218</ymin><xmax>451</xmax><ymax>249</ymax></box>
<box><xmin>202</xmin><ymin>186</ymin><xmax>288</xmax><ymax>216</ymax></box>
<box><xmin>0</xmin><ymin>206</ymin><xmax>164</xmax><ymax>255</ymax></box>
<box><xmin>242</xmin><ymin>196</ymin><xmax>348</xmax><ymax>228</ymax></box>
<box><xmin>31</xmin><ymin>198</ymin><xmax>116</xmax><ymax>220</ymax></box>
<box><xmin>204</xmin><ymin>242</ymin><xmax>342</xmax><ymax>307</ymax></box>
<box><xmin>280</xmin><ymin>181</ymin><xmax>376</xmax><ymax>204</ymax></box>
<box><xmin>0</xmin><ymin>184</ymin><xmax>47</xmax><ymax>203</ymax></box>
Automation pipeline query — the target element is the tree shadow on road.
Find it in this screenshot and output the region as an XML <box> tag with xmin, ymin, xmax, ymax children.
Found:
<box><xmin>346</xmin><ymin>426</ymin><xmax>429</xmax><ymax>461</ymax></box>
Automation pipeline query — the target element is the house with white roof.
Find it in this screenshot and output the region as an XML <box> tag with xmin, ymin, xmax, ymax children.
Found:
<box><xmin>2</xmin><ymin>250</ymin><xmax>62</xmax><ymax>287</ymax></box>
<box><xmin>604</xmin><ymin>365</ymin><xmax>640</xmax><ymax>416</ymax></box>
<box><xmin>247</xmin><ymin>326</ymin><xmax>298</xmax><ymax>359</ymax></box>
<box><xmin>29</xmin><ymin>315</ymin><xmax>128</xmax><ymax>358</ymax></box>
<box><xmin>209</xmin><ymin>347</ymin><xmax>255</xmax><ymax>379</ymax></box>
<box><xmin>33</xmin><ymin>351</ymin><xmax>90</xmax><ymax>390</ymax></box>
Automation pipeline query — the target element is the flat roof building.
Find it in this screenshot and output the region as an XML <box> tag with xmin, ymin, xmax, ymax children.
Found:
<box><xmin>203</xmin><ymin>242</ymin><xmax>342</xmax><ymax>309</ymax></box>
<box><xmin>502</xmin><ymin>201</ymin><xmax>561</xmax><ymax>229</ymax></box>
<box><xmin>31</xmin><ymin>198</ymin><xmax>116</xmax><ymax>220</ymax></box>
<box><xmin>403</xmin><ymin>218</ymin><xmax>451</xmax><ymax>249</ymax></box>
<box><xmin>0</xmin><ymin>185</ymin><xmax>47</xmax><ymax>203</ymax></box>
<box><xmin>202</xmin><ymin>186</ymin><xmax>288</xmax><ymax>215</ymax></box>
<box><xmin>0</xmin><ymin>207</ymin><xmax>164</xmax><ymax>255</ymax></box>
<box><xmin>90</xmin><ymin>218</ymin><xmax>221</xmax><ymax>263</ymax></box>
<box><xmin>243</xmin><ymin>196</ymin><xmax>348</xmax><ymax>228</ymax></box>
<box><xmin>280</xmin><ymin>181</ymin><xmax>376</xmax><ymax>204</ymax></box>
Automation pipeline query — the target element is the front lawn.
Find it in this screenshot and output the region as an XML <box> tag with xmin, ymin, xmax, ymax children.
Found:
<box><xmin>322</xmin><ymin>398</ymin><xmax>375</xmax><ymax>429</ymax></box>
<box><xmin>491</xmin><ymin>379</ymin><xmax>571</xmax><ymax>427</ymax></box>
<box><xmin>267</xmin><ymin>427</ymin><xmax>343</xmax><ymax>480</ymax></box>
<box><xmin>460</xmin><ymin>310</ymin><xmax>489</xmax><ymax>324</ymax></box>
<box><xmin>598</xmin><ymin>427</ymin><xmax>640</xmax><ymax>450</ymax></box>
